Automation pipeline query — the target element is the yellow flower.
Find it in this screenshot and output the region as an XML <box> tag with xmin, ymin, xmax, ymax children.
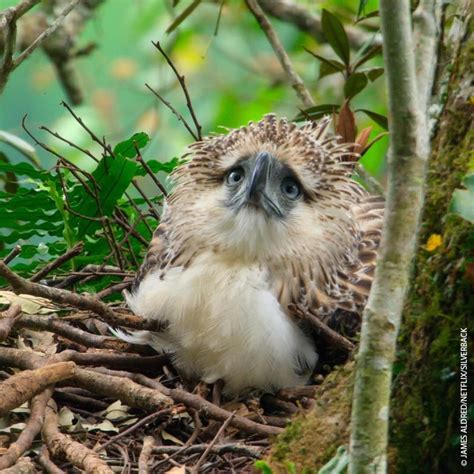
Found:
<box><xmin>425</xmin><ymin>234</ymin><xmax>442</xmax><ymax>251</ymax></box>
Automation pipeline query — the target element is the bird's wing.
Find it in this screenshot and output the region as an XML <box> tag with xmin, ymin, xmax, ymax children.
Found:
<box><xmin>284</xmin><ymin>195</ymin><xmax>384</xmax><ymax>335</ymax></box>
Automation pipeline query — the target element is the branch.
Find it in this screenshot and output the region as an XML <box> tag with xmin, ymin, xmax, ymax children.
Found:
<box><xmin>0</xmin><ymin>389</ymin><xmax>52</xmax><ymax>470</ymax></box>
<box><xmin>30</xmin><ymin>242</ymin><xmax>84</xmax><ymax>282</ymax></box>
<box><xmin>0</xmin><ymin>362</ymin><xmax>76</xmax><ymax>416</ymax></box>
<box><xmin>413</xmin><ymin>0</ymin><xmax>442</xmax><ymax>116</ymax></box>
<box><xmin>348</xmin><ymin>0</ymin><xmax>431</xmax><ymax>472</ymax></box>
<box><xmin>0</xmin><ymin>260</ymin><xmax>164</xmax><ymax>331</ymax></box>
<box><xmin>42</xmin><ymin>399</ymin><xmax>114</xmax><ymax>474</ymax></box>
<box><xmin>245</xmin><ymin>0</ymin><xmax>314</xmax><ymax>109</ymax></box>
<box><xmin>257</xmin><ymin>0</ymin><xmax>379</xmax><ymax>49</ymax></box>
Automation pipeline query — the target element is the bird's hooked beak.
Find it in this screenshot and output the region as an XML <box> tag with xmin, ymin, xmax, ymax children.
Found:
<box><xmin>243</xmin><ymin>152</ymin><xmax>283</xmax><ymax>218</ymax></box>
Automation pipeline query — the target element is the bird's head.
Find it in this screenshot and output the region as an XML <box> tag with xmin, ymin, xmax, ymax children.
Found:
<box><xmin>167</xmin><ymin>114</ymin><xmax>365</xmax><ymax>263</ymax></box>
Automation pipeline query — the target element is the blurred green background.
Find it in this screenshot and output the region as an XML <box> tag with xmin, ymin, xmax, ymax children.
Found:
<box><xmin>0</xmin><ymin>0</ymin><xmax>387</xmax><ymax>175</ymax></box>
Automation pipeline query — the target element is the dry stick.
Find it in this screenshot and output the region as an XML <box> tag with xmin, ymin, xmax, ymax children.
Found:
<box><xmin>0</xmin><ymin>457</ymin><xmax>36</xmax><ymax>474</ymax></box>
<box><xmin>245</xmin><ymin>0</ymin><xmax>314</xmax><ymax>109</ymax></box>
<box><xmin>166</xmin><ymin>0</ymin><xmax>201</xmax><ymax>34</ymax></box>
<box><xmin>3</xmin><ymin>245</ymin><xmax>21</xmax><ymax>265</ymax></box>
<box><xmin>290</xmin><ymin>304</ymin><xmax>355</xmax><ymax>354</ymax></box>
<box><xmin>349</xmin><ymin>0</ymin><xmax>431</xmax><ymax>472</ymax></box>
<box><xmin>42</xmin><ymin>399</ymin><xmax>114</xmax><ymax>474</ymax></box>
<box><xmin>0</xmin><ymin>303</ymin><xmax>21</xmax><ymax>341</ymax></box>
<box><xmin>134</xmin><ymin>144</ymin><xmax>168</xmax><ymax>197</ymax></box>
<box><xmin>145</xmin><ymin>83</ymin><xmax>198</xmax><ymax>141</ymax></box>
<box><xmin>138</xmin><ymin>435</ymin><xmax>155</xmax><ymax>474</ymax></box>
<box><xmin>152</xmin><ymin>443</ymin><xmax>262</xmax><ymax>458</ymax></box>
<box><xmin>152</xmin><ymin>41</ymin><xmax>203</xmax><ymax>140</ymax></box>
<box><xmin>12</xmin><ymin>314</ymin><xmax>138</xmax><ymax>352</ymax></box>
<box><xmin>0</xmin><ymin>388</ymin><xmax>52</xmax><ymax>470</ymax></box>
<box><xmin>257</xmin><ymin>0</ymin><xmax>377</xmax><ymax>49</ymax></box>
<box><xmin>192</xmin><ymin>411</ymin><xmax>236</xmax><ymax>473</ymax></box>
<box><xmin>30</xmin><ymin>242</ymin><xmax>84</xmax><ymax>282</ymax></box>
<box><xmin>38</xmin><ymin>446</ymin><xmax>66</xmax><ymax>474</ymax></box>
<box><xmin>0</xmin><ymin>362</ymin><xmax>76</xmax><ymax>416</ymax></box>
<box><xmin>96</xmin><ymin>280</ymin><xmax>133</xmax><ymax>299</ymax></box>
<box><xmin>129</xmin><ymin>372</ymin><xmax>283</xmax><ymax>437</ymax></box>
<box><xmin>13</xmin><ymin>0</ymin><xmax>81</xmax><ymax>69</ymax></box>
<box><xmin>0</xmin><ymin>260</ymin><xmax>163</xmax><ymax>331</ymax></box>
<box><xmin>94</xmin><ymin>407</ymin><xmax>177</xmax><ymax>453</ymax></box>
<box><xmin>0</xmin><ymin>0</ymin><xmax>41</xmax><ymax>91</ymax></box>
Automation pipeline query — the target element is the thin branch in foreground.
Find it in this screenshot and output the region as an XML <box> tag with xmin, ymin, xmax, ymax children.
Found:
<box><xmin>0</xmin><ymin>260</ymin><xmax>164</xmax><ymax>331</ymax></box>
<box><xmin>145</xmin><ymin>83</ymin><xmax>198</xmax><ymax>141</ymax></box>
<box><xmin>349</xmin><ymin>0</ymin><xmax>431</xmax><ymax>472</ymax></box>
<box><xmin>245</xmin><ymin>0</ymin><xmax>315</xmax><ymax>109</ymax></box>
<box><xmin>151</xmin><ymin>41</ymin><xmax>203</xmax><ymax>140</ymax></box>
<box><xmin>2</xmin><ymin>245</ymin><xmax>22</xmax><ymax>265</ymax></box>
<box><xmin>30</xmin><ymin>242</ymin><xmax>84</xmax><ymax>282</ymax></box>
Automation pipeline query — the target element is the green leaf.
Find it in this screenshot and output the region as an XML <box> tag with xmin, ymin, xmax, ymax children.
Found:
<box><xmin>113</xmin><ymin>132</ymin><xmax>150</xmax><ymax>158</ymax></box>
<box><xmin>362</xmin><ymin>67</ymin><xmax>384</xmax><ymax>82</ymax></box>
<box><xmin>321</xmin><ymin>9</ymin><xmax>350</xmax><ymax>66</ymax></box>
<box><xmin>254</xmin><ymin>460</ymin><xmax>273</xmax><ymax>474</ymax></box>
<box><xmin>357</xmin><ymin>0</ymin><xmax>370</xmax><ymax>19</ymax></box>
<box><xmin>0</xmin><ymin>161</ymin><xmax>47</xmax><ymax>181</ymax></box>
<box><xmin>357</xmin><ymin>109</ymin><xmax>389</xmax><ymax>130</ymax></box>
<box><xmin>72</xmin><ymin>154</ymin><xmax>139</xmax><ymax>235</ymax></box>
<box><xmin>450</xmin><ymin>173</ymin><xmax>474</xmax><ymax>223</ymax></box>
<box><xmin>344</xmin><ymin>73</ymin><xmax>368</xmax><ymax>99</ymax></box>
<box><xmin>305</xmin><ymin>49</ymin><xmax>346</xmax><ymax>79</ymax></box>
<box><xmin>135</xmin><ymin>157</ymin><xmax>182</xmax><ymax>176</ymax></box>
<box><xmin>294</xmin><ymin>104</ymin><xmax>339</xmax><ymax>122</ymax></box>
<box><xmin>352</xmin><ymin>44</ymin><xmax>382</xmax><ymax>71</ymax></box>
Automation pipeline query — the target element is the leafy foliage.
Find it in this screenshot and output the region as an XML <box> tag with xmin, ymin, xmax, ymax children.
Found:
<box><xmin>0</xmin><ymin>130</ymin><xmax>180</xmax><ymax>293</ymax></box>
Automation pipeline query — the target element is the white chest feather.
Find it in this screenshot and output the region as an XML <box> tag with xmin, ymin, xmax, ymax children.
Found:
<box><xmin>125</xmin><ymin>253</ymin><xmax>317</xmax><ymax>394</ymax></box>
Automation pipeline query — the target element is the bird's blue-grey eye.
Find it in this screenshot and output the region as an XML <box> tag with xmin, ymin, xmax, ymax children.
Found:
<box><xmin>281</xmin><ymin>177</ymin><xmax>301</xmax><ymax>200</ymax></box>
<box><xmin>226</xmin><ymin>167</ymin><xmax>245</xmax><ymax>186</ymax></box>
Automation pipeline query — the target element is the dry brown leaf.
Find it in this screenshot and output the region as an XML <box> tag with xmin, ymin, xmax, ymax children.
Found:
<box><xmin>0</xmin><ymin>291</ymin><xmax>57</xmax><ymax>314</ymax></box>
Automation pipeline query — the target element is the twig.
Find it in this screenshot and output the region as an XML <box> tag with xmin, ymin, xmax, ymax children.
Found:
<box><xmin>145</xmin><ymin>83</ymin><xmax>198</xmax><ymax>141</ymax></box>
<box><xmin>192</xmin><ymin>411</ymin><xmax>235</xmax><ymax>473</ymax></box>
<box><xmin>30</xmin><ymin>242</ymin><xmax>84</xmax><ymax>282</ymax></box>
<box><xmin>0</xmin><ymin>303</ymin><xmax>21</xmax><ymax>341</ymax></box>
<box><xmin>43</xmin><ymin>399</ymin><xmax>114</xmax><ymax>474</ymax></box>
<box><xmin>2</xmin><ymin>245</ymin><xmax>21</xmax><ymax>264</ymax></box>
<box><xmin>95</xmin><ymin>408</ymin><xmax>177</xmax><ymax>453</ymax></box>
<box><xmin>12</xmin><ymin>313</ymin><xmax>139</xmax><ymax>352</ymax></box>
<box><xmin>138</xmin><ymin>435</ymin><xmax>155</xmax><ymax>474</ymax></box>
<box><xmin>0</xmin><ymin>260</ymin><xmax>164</xmax><ymax>331</ymax></box>
<box><xmin>38</xmin><ymin>446</ymin><xmax>66</xmax><ymax>474</ymax></box>
<box><xmin>134</xmin><ymin>143</ymin><xmax>168</xmax><ymax>197</ymax></box>
<box><xmin>166</xmin><ymin>0</ymin><xmax>201</xmax><ymax>34</ymax></box>
<box><xmin>257</xmin><ymin>0</ymin><xmax>379</xmax><ymax>49</ymax></box>
<box><xmin>152</xmin><ymin>41</ymin><xmax>203</xmax><ymax>140</ymax></box>
<box><xmin>245</xmin><ymin>0</ymin><xmax>314</xmax><ymax>109</ymax></box>
<box><xmin>290</xmin><ymin>305</ymin><xmax>355</xmax><ymax>354</ymax></box>
<box><xmin>151</xmin><ymin>443</ymin><xmax>262</xmax><ymax>458</ymax></box>
<box><xmin>14</xmin><ymin>0</ymin><xmax>81</xmax><ymax>70</ymax></box>
<box><xmin>96</xmin><ymin>280</ymin><xmax>133</xmax><ymax>299</ymax></box>
<box><xmin>0</xmin><ymin>388</ymin><xmax>52</xmax><ymax>470</ymax></box>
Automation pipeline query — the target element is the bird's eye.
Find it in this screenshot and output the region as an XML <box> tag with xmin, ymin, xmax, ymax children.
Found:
<box><xmin>281</xmin><ymin>178</ymin><xmax>301</xmax><ymax>200</ymax></box>
<box><xmin>226</xmin><ymin>167</ymin><xmax>245</xmax><ymax>185</ymax></box>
